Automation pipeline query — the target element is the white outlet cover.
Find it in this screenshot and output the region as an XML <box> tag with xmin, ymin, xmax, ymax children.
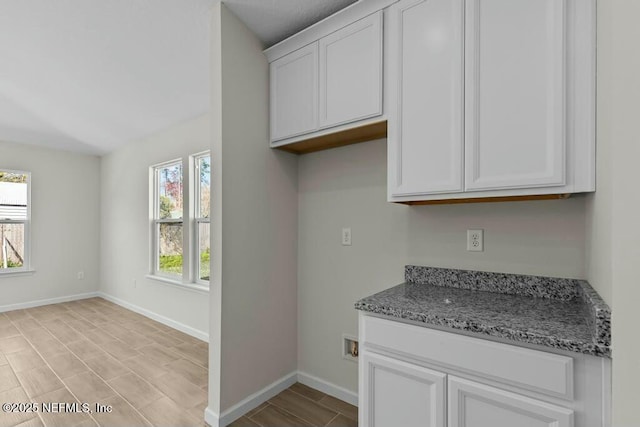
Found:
<box><xmin>467</xmin><ymin>229</ymin><xmax>484</xmax><ymax>252</ymax></box>
<box><xmin>342</xmin><ymin>227</ymin><xmax>352</xmax><ymax>246</ymax></box>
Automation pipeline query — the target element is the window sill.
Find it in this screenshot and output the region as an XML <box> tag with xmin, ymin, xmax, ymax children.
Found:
<box><xmin>145</xmin><ymin>274</ymin><xmax>209</xmax><ymax>293</ymax></box>
<box><xmin>0</xmin><ymin>269</ymin><xmax>36</xmax><ymax>278</ymax></box>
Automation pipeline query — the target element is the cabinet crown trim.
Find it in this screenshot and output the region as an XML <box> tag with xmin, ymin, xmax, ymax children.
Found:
<box><xmin>264</xmin><ymin>0</ymin><xmax>397</xmax><ymax>62</ymax></box>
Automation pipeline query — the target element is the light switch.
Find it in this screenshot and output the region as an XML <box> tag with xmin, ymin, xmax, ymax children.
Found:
<box><xmin>342</xmin><ymin>228</ymin><xmax>352</xmax><ymax>246</ymax></box>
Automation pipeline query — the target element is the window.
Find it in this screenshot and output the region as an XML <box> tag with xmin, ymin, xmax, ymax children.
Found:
<box><xmin>152</xmin><ymin>160</ymin><xmax>184</xmax><ymax>278</ymax></box>
<box><xmin>150</xmin><ymin>152</ymin><xmax>210</xmax><ymax>288</ymax></box>
<box><xmin>194</xmin><ymin>154</ymin><xmax>210</xmax><ymax>284</ymax></box>
<box><xmin>0</xmin><ymin>170</ymin><xmax>30</xmax><ymax>274</ymax></box>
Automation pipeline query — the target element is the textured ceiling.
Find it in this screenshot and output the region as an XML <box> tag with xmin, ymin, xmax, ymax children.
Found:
<box><xmin>0</xmin><ymin>0</ymin><xmax>355</xmax><ymax>155</ymax></box>
<box><xmin>225</xmin><ymin>0</ymin><xmax>357</xmax><ymax>48</ymax></box>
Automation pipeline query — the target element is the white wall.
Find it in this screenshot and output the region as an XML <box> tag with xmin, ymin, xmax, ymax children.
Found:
<box><xmin>298</xmin><ymin>139</ymin><xmax>587</xmax><ymax>393</ymax></box>
<box><xmin>587</xmin><ymin>0</ymin><xmax>640</xmax><ymax>424</ymax></box>
<box><xmin>0</xmin><ymin>141</ymin><xmax>100</xmax><ymax>309</ymax></box>
<box><xmin>585</xmin><ymin>0</ymin><xmax>614</xmax><ymax>308</ymax></box>
<box><xmin>208</xmin><ymin>3</ymin><xmax>299</xmax><ymax>419</ymax></box>
<box><xmin>100</xmin><ymin>115</ymin><xmax>210</xmax><ymax>336</ymax></box>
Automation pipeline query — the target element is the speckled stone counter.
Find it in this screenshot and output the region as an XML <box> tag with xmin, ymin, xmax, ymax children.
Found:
<box><xmin>355</xmin><ymin>266</ymin><xmax>611</xmax><ymax>357</ymax></box>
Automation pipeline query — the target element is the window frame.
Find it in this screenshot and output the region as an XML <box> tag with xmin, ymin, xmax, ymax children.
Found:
<box><xmin>150</xmin><ymin>159</ymin><xmax>186</xmax><ymax>281</ymax></box>
<box><xmin>0</xmin><ymin>169</ymin><xmax>32</xmax><ymax>275</ymax></box>
<box><xmin>192</xmin><ymin>151</ymin><xmax>210</xmax><ymax>286</ymax></box>
<box><xmin>149</xmin><ymin>154</ymin><xmax>210</xmax><ymax>292</ymax></box>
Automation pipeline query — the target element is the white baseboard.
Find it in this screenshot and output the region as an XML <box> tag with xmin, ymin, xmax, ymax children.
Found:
<box><xmin>218</xmin><ymin>371</ymin><xmax>298</xmax><ymax>426</ymax></box>
<box><xmin>205</xmin><ymin>372</ymin><xmax>297</xmax><ymax>427</ymax></box>
<box><xmin>204</xmin><ymin>407</ymin><xmax>220</xmax><ymax>427</ymax></box>
<box><xmin>0</xmin><ymin>291</ymin><xmax>99</xmax><ymax>313</ymax></box>
<box><xmin>297</xmin><ymin>371</ymin><xmax>358</xmax><ymax>406</ymax></box>
<box><xmin>205</xmin><ymin>371</ymin><xmax>357</xmax><ymax>427</ymax></box>
<box><xmin>97</xmin><ymin>292</ymin><xmax>209</xmax><ymax>342</ymax></box>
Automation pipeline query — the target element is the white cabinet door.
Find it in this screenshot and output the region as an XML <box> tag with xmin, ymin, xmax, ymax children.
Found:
<box><xmin>448</xmin><ymin>376</ymin><xmax>574</xmax><ymax>427</ymax></box>
<box><xmin>360</xmin><ymin>350</ymin><xmax>446</xmax><ymax>427</ymax></box>
<box><xmin>319</xmin><ymin>11</ymin><xmax>383</xmax><ymax>129</ymax></box>
<box><xmin>270</xmin><ymin>43</ymin><xmax>319</xmax><ymax>141</ymax></box>
<box><xmin>388</xmin><ymin>0</ymin><xmax>464</xmax><ymax>197</ymax></box>
<box><xmin>464</xmin><ymin>0</ymin><xmax>566</xmax><ymax>191</ymax></box>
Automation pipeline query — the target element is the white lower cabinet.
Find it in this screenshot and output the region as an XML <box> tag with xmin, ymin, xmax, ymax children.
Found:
<box><xmin>360</xmin><ymin>350</ymin><xmax>446</xmax><ymax>427</ymax></box>
<box><xmin>360</xmin><ymin>351</ymin><xmax>573</xmax><ymax>427</ymax></box>
<box><xmin>448</xmin><ymin>376</ymin><xmax>573</xmax><ymax>427</ymax></box>
<box><xmin>359</xmin><ymin>314</ymin><xmax>610</xmax><ymax>427</ymax></box>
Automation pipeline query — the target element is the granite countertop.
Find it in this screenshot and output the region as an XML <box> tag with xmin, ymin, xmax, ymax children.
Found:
<box><xmin>355</xmin><ymin>266</ymin><xmax>611</xmax><ymax>358</ymax></box>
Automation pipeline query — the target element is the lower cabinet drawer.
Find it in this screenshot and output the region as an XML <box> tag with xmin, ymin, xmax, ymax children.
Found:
<box><xmin>361</xmin><ymin>315</ymin><xmax>574</xmax><ymax>399</ymax></box>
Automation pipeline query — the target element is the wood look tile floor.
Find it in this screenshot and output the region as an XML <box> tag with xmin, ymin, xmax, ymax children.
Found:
<box><xmin>0</xmin><ymin>298</ymin><xmax>356</xmax><ymax>427</ymax></box>
<box><xmin>229</xmin><ymin>383</ymin><xmax>358</xmax><ymax>427</ymax></box>
<box><xmin>0</xmin><ymin>297</ymin><xmax>208</xmax><ymax>427</ymax></box>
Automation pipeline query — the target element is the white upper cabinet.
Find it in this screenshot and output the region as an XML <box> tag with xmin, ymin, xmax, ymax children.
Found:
<box><xmin>388</xmin><ymin>0</ymin><xmax>595</xmax><ymax>203</ymax></box>
<box><xmin>464</xmin><ymin>0</ymin><xmax>566</xmax><ymax>191</ymax></box>
<box><xmin>319</xmin><ymin>12</ymin><xmax>383</xmax><ymax>129</ymax></box>
<box><xmin>265</xmin><ymin>1</ymin><xmax>392</xmax><ymax>152</ymax></box>
<box><xmin>387</xmin><ymin>0</ymin><xmax>464</xmax><ymax>197</ymax></box>
<box><xmin>270</xmin><ymin>43</ymin><xmax>319</xmax><ymax>141</ymax></box>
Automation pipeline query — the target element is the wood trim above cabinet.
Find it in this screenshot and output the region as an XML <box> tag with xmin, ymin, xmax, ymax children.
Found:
<box><xmin>273</xmin><ymin>120</ymin><xmax>387</xmax><ymax>154</ymax></box>
<box><xmin>398</xmin><ymin>193</ymin><xmax>571</xmax><ymax>206</ymax></box>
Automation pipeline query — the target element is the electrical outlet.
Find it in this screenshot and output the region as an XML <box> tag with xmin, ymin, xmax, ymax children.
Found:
<box><xmin>342</xmin><ymin>334</ymin><xmax>359</xmax><ymax>362</ymax></box>
<box><xmin>467</xmin><ymin>229</ymin><xmax>484</xmax><ymax>252</ymax></box>
<box><xmin>342</xmin><ymin>227</ymin><xmax>352</xmax><ymax>246</ymax></box>
<box><xmin>77</xmin><ymin>271</ymin><xmax>85</xmax><ymax>280</ymax></box>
